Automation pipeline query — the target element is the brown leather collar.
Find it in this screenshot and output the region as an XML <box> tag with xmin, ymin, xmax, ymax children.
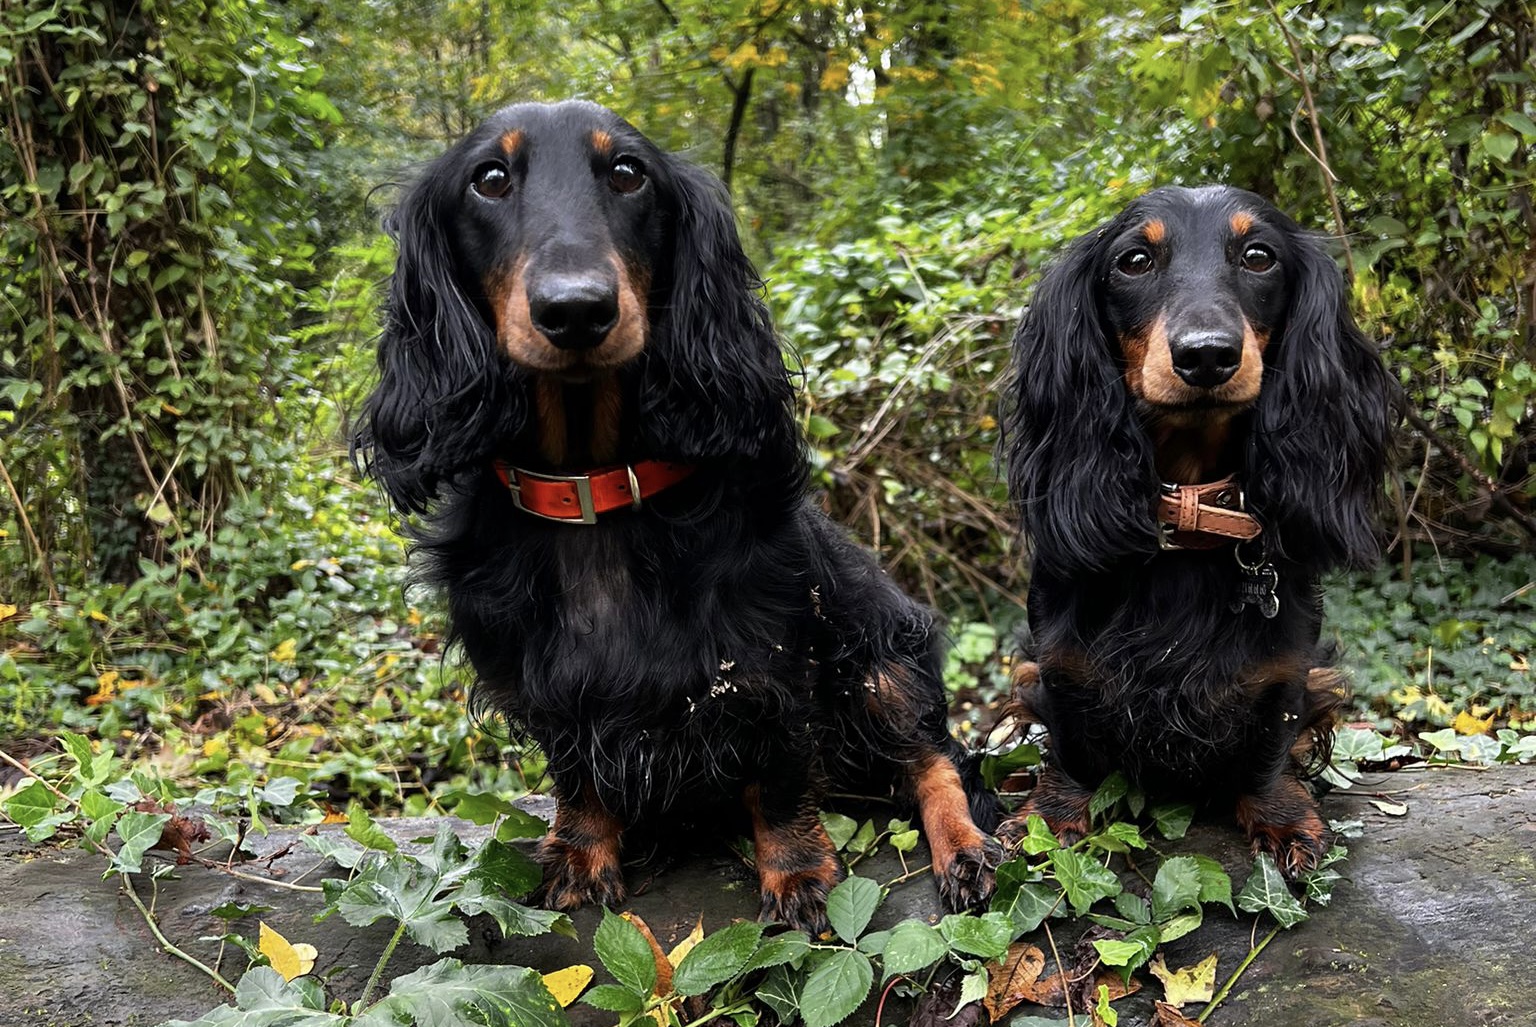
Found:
<box><xmin>492</xmin><ymin>460</ymin><xmax>695</xmax><ymax>524</ymax></box>
<box><xmin>1155</xmin><ymin>474</ymin><xmax>1262</xmax><ymax>550</ymax></box>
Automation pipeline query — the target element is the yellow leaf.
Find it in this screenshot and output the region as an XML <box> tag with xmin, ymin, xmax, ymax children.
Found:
<box><xmin>540</xmin><ymin>964</ymin><xmax>593</xmax><ymax>1007</ymax></box>
<box><xmin>88</xmin><ymin>609</ymin><xmax>110</xmax><ymax>623</ymax></box>
<box><xmin>270</xmin><ymin>638</ymin><xmax>298</xmax><ymax>663</ymax></box>
<box><xmin>978</xmin><ymin>414</ymin><xmax>998</xmax><ymax>431</ymax></box>
<box><xmin>819</xmin><ymin>61</ymin><xmax>850</xmax><ymax>92</ymax></box>
<box><xmin>667</xmin><ymin>916</ymin><xmax>705</xmax><ymax>967</ymax></box>
<box><xmin>290</xmin><ymin>559</ymin><xmax>315</xmax><ymax>571</ymax></box>
<box><xmin>1453</xmin><ymin>709</ymin><xmax>1495</xmax><ymax>736</ymax></box>
<box><xmin>259</xmin><ymin>921</ymin><xmax>316</xmax><ymax>981</ymax></box>
<box><xmin>98</xmin><ymin>669</ymin><xmax>120</xmax><ymax>690</ymax></box>
<box><xmin>0</xmin><ymin>602</ymin><xmax>17</xmax><ymax>620</ymax></box>
<box><xmin>1148</xmin><ymin>953</ymin><xmax>1217</xmax><ymax>1008</ymax></box>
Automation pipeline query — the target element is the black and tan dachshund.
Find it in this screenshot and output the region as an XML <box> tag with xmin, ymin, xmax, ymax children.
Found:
<box><xmin>1000</xmin><ymin>185</ymin><xmax>1394</xmax><ymax>875</ymax></box>
<box><xmin>353</xmin><ymin>101</ymin><xmax>998</xmax><ymax>933</ymax></box>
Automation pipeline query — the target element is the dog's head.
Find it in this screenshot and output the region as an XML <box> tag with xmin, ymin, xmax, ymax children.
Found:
<box><xmin>1005</xmin><ymin>185</ymin><xmax>1395</xmax><ymax>574</ymax></box>
<box><xmin>355</xmin><ymin>101</ymin><xmax>796</xmax><ymax>513</ymax></box>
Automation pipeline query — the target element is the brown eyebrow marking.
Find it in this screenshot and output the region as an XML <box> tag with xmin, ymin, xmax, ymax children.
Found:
<box><xmin>1142</xmin><ymin>219</ymin><xmax>1166</xmax><ymax>244</ymax></box>
<box><xmin>1230</xmin><ymin>211</ymin><xmax>1255</xmax><ymax>235</ymax></box>
<box><xmin>590</xmin><ymin>129</ymin><xmax>613</xmax><ymax>155</ymax></box>
<box><xmin>499</xmin><ymin>129</ymin><xmax>524</xmax><ymax>156</ymax></box>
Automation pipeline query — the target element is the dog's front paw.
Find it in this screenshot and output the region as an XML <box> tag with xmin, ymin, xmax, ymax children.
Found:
<box><xmin>1236</xmin><ymin>776</ymin><xmax>1328</xmax><ymax>879</ymax></box>
<box><xmin>537</xmin><ymin>834</ymin><xmax>627</xmax><ymax>911</ymax></box>
<box><xmin>759</xmin><ymin>859</ymin><xmax>843</xmax><ymax>937</ymax></box>
<box><xmin>935</xmin><ymin>834</ymin><xmax>1002</xmax><ymax>912</ymax></box>
<box><xmin>1246</xmin><ymin>814</ymin><xmax>1328</xmax><ymax>878</ymax></box>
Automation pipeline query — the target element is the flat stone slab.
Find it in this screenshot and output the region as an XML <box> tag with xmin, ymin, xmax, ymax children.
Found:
<box><xmin>1</xmin><ymin>767</ymin><xmax>1531</xmax><ymax>1026</ymax></box>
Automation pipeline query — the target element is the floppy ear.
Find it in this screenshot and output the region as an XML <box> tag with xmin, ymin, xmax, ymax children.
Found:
<box><xmin>1246</xmin><ymin>235</ymin><xmax>1394</xmax><ymax>569</ymax></box>
<box><xmin>636</xmin><ymin>157</ymin><xmax>798</xmax><ymax>466</ymax></box>
<box><xmin>352</xmin><ymin>170</ymin><xmax>527</xmax><ymax>514</ymax></box>
<box><xmin>1004</xmin><ymin>234</ymin><xmax>1158</xmax><ymax>576</ymax></box>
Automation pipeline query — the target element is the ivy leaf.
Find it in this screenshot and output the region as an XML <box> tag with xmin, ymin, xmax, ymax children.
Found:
<box><xmin>363</xmin><ymin>959</ymin><xmax>568</xmax><ymax>1027</ymax></box>
<box><xmin>1150</xmin><ymin>803</ymin><xmax>1194</xmax><ymax>840</ymax></box>
<box><xmin>673</xmin><ymin>920</ymin><xmax>763</xmax><ymax>996</ymax></box>
<box><xmin>344</xmin><ymin>802</ymin><xmax>397</xmax><ymax>853</ymax></box>
<box><xmin>879</xmin><ymin>920</ymin><xmax>948</xmax><ymax>977</ymax></box>
<box><xmin>1191</xmin><ymin>855</ymin><xmax>1235</xmax><ymax>914</ymax></box>
<box><xmin>1092</xmin><ymin>925</ymin><xmax>1158</xmax><ymax>971</ymax></box>
<box><xmin>825</xmin><ymin>875</ymin><xmax>881</xmax><ymax>943</ymax></box>
<box><xmin>938</xmin><ymin>911</ymin><xmax>1012</xmax><ymax>960</ymax></box>
<box><xmin>820</xmin><ymin>811</ymin><xmax>858</xmax><ymax>850</ymax></box>
<box><xmin>1150</xmin><ymin>856</ymin><xmax>1203</xmax><ymax>922</ymax></box>
<box><xmin>110</xmin><ymin>811</ymin><xmax>171</xmax><ymax>874</ymax></box>
<box><xmin>1090</xmin><ymin>821</ymin><xmax>1147</xmax><ymax>854</ymax></box>
<box><xmin>1016</xmin><ymin>814</ymin><xmax>1063</xmax><ymax>854</ymax></box>
<box><xmin>1298</xmin><ymin>846</ymin><xmax>1349</xmax><ymax>906</ymax></box>
<box><xmin>1236</xmin><ymin>855</ymin><xmax>1309</xmax><ymax>929</ymax></box>
<box><xmin>799</xmin><ymin>950</ymin><xmax>873</xmax><ymax>1027</ymax></box>
<box><xmin>991</xmin><ymin>860</ymin><xmax>1060</xmax><ymax>936</ymax></box>
<box><xmin>4</xmin><ymin>780</ymin><xmax>72</xmax><ymax>842</ymax></box>
<box><xmin>1048</xmin><ymin>849</ymin><xmax>1121</xmax><ymax>914</ymax></box>
<box><xmin>592</xmin><ymin>908</ymin><xmax>657</xmax><ymax>996</ymax></box>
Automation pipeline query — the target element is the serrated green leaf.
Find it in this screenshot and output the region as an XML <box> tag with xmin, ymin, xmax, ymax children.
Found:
<box><xmin>156</xmin><ymin>967</ymin><xmax>342</xmax><ymax>1026</ymax></box>
<box><xmin>675</xmin><ymin>920</ymin><xmax>763</xmax><ymax>995</ymax></box>
<box><xmin>825</xmin><ymin>875</ymin><xmax>881</xmax><ymax>942</ymax></box>
<box><xmin>879</xmin><ymin>920</ymin><xmax>947</xmax><ymax>977</ymax></box>
<box><xmin>1236</xmin><ymin>854</ymin><xmax>1308</xmax><ymax>929</ymax></box>
<box><xmin>593</xmin><ymin>909</ymin><xmax>656</xmax><ymax>995</ymax></box>
<box><xmin>467</xmin><ymin>838</ymin><xmax>543</xmax><ymax>898</ymax></box>
<box><xmin>1088</xmin><ymin>773</ymin><xmax>1128</xmax><ymax>818</ymax></box>
<box><xmin>800</xmin><ymin>950</ymin><xmax>873</xmax><ymax>1027</ymax></box>
<box><xmin>1191</xmin><ymin>854</ymin><xmax>1235</xmax><ymax>914</ymax></box>
<box><xmin>300</xmin><ymin>831</ymin><xmax>366</xmax><ymax>870</ymax></box>
<box><xmin>579</xmin><ymin>983</ymin><xmax>645</xmax><ymax>1013</ymax></box>
<box><xmin>742</xmin><ymin>931</ymin><xmax>811</xmax><ymax>974</ymax></box>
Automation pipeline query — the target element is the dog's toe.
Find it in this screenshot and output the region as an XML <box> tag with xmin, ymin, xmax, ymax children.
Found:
<box><xmin>935</xmin><ymin>835</ymin><xmax>1001</xmax><ymax>911</ymax></box>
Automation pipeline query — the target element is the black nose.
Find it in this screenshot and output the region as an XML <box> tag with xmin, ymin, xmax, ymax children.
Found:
<box><xmin>1169</xmin><ymin>331</ymin><xmax>1242</xmax><ymax>388</ymax></box>
<box><xmin>527</xmin><ymin>274</ymin><xmax>619</xmax><ymax>351</ymax></box>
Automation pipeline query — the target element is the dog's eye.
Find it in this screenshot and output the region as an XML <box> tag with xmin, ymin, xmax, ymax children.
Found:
<box><xmin>1241</xmin><ymin>245</ymin><xmax>1276</xmax><ymax>273</ymax></box>
<box><xmin>608</xmin><ymin>157</ymin><xmax>647</xmax><ymax>195</ymax></box>
<box><xmin>471</xmin><ymin>163</ymin><xmax>511</xmax><ymax>199</ymax></box>
<box><xmin>1116</xmin><ymin>248</ymin><xmax>1154</xmax><ymax>277</ymax></box>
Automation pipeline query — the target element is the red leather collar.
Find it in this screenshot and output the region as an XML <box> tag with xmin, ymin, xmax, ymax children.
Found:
<box><xmin>492</xmin><ymin>460</ymin><xmax>695</xmax><ymax>523</ymax></box>
<box><xmin>1155</xmin><ymin>475</ymin><xmax>1263</xmax><ymax>550</ymax></box>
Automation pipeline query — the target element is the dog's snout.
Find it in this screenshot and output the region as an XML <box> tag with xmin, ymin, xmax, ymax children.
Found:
<box><xmin>1170</xmin><ymin>330</ymin><xmax>1242</xmax><ymax>388</ymax></box>
<box><xmin>528</xmin><ymin>273</ymin><xmax>619</xmax><ymax>350</ymax></box>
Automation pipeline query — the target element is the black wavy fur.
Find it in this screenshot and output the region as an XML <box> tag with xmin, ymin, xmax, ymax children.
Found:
<box><xmin>353</xmin><ymin>101</ymin><xmax>997</xmax><ymax>931</ymax></box>
<box><xmin>1000</xmin><ymin>186</ymin><xmax>1396</xmax><ymax>875</ymax></box>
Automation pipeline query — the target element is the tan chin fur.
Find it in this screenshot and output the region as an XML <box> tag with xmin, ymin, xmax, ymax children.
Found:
<box><xmin>490</xmin><ymin>253</ymin><xmax>649</xmax><ymax>373</ymax></box>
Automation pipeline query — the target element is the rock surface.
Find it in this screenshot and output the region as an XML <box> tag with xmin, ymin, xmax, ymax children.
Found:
<box><xmin>1</xmin><ymin>767</ymin><xmax>1531</xmax><ymax>1026</ymax></box>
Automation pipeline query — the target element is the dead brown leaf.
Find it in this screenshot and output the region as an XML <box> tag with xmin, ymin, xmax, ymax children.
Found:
<box><xmin>1152</xmin><ymin>1000</ymin><xmax>1203</xmax><ymax>1026</ymax></box>
<box><xmin>621</xmin><ymin>912</ymin><xmax>672</xmax><ymax>997</ymax></box>
<box><xmin>984</xmin><ymin>941</ymin><xmax>1045</xmax><ymax>1022</ymax></box>
<box><xmin>133</xmin><ymin>799</ymin><xmax>210</xmax><ymax>863</ymax></box>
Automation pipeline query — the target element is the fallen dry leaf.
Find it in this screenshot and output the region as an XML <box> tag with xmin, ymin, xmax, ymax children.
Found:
<box><xmin>984</xmin><ymin>941</ymin><xmax>1045</xmax><ymax>1021</ymax></box>
<box><xmin>540</xmin><ymin>964</ymin><xmax>593</xmax><ymax>1007</ymax></box>
<box><xmin>133</xmin><ymin>799</ymin><xmax>210</xmax><ymax>862</ymax></box>
<box><xmin>1152</xmin><ymin>1000</ymin><xmax>1203</xmax><ymax>1026</ymax></box>
<box><xmin>667</xmin><ymin>915</ymin><xmax>705</xmax><ymax>968</ymax></box>
<box><xmin>258</xmin><ymin>921</ymin><xmax>316</xmax><ymax>981</ymax></box>
<box><xmin>1147</xmin><ymin>952</ymin><xmax>1217</xmax><ymax>1008</ymax></box>
<box><xmin>621</xmin><ymin>912</ymin><xmax>673</xmax><ymax>997</ymax></box>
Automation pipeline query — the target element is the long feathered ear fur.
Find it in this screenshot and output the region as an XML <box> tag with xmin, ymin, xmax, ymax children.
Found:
<box><xmin>352</xmin><ymin>169</ymin><xmax>527</xmax><ymax>514</ymax></box>
<box><xmin>637</xmin><ymin>157</ymin><xmax>798</xmax><ymax>466</ymax></box>
<box><xmin>1004</xmin><ymin>232</ymin><xmax>1158</xmax><ymax>576</ymax></box>
<box><xmin>1246</xmin><ymin>233</ymin><xmax>1394</xmax><ymax>569</ymax></box>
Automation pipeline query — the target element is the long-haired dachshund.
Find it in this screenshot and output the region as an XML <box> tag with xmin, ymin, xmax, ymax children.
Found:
<box><xmin>999</xmin><ymin>185</ymin><xmax>1394</xmax><ymax>875</ymax></box>
<box><xmin>353</xmin><ymin>101</ymin><xmax>998</xmax><ymax>933</ymax></box>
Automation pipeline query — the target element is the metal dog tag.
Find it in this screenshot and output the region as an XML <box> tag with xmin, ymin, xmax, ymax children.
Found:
<box><xmin>1231</xmin><ymin>540</ymin><xmax>1280</xmax><ymax>619</ymax></box>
